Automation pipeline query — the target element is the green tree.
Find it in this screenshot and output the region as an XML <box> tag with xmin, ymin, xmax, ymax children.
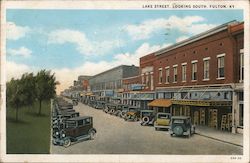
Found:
<box><xmin>20</xmin><ymin>73</ymin><xmax>36</xmax><ymax>110</ymax></box>
<box><xmin>6</xmin><ymin>78</ymin><xmax>26</xmax><ymax>121</ymax></box>
<box><xmin>35</xmin><ymin>70</ymin><xmax>57</xmax><ymax>115</ymax></box>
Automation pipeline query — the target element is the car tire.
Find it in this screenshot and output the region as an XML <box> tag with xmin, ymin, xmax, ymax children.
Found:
<box><xmin>173</xmin><ymin>126</ymin><xmax>184</xmax><ymax>136</ymax></box>
<box><xmin>155</xmin><ymin>127</ymin><xmax>158</xmax><ymax>131</ymax></box>
<box><xmin>142</xmin><ymin>116</ymin><xmax>150</xmax><ymax>124</ymax></box>
<box><xmin>63</xmin><ymin>138</ymin><xmax>71</xmax><ymax>147</ymax></box>
<box><xmin>89</xmin><ymin>130</ymin><xmax>96</xmax><ymax>140</ymax></box>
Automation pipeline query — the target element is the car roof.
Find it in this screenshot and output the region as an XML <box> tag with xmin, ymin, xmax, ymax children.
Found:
<box><xmin>67</xmin><ymin>116</ymin><xmax>92</xmax><ymax>121</ymax></box>
<box><xmin>171</xmin><ymin>116</ymin><xmax>190</xmax><ymax>119</ymax></box>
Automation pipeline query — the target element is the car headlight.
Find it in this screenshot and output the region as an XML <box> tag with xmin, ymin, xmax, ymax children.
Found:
<box><xmin>62</xmin><ymin>134</ymin><xmax>65</xmax><ymax>137</ymax></box>
<box><xmin>56</xmin><ymin>132</ymin><xmax>59</xmax><ymax>135</ymax></box>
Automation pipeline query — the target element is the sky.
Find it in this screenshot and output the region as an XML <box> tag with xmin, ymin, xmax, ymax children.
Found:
<box><xmin>6</xmin><ymin>9</ymin><xmax>243</xmax><ymax>94</ymax></box>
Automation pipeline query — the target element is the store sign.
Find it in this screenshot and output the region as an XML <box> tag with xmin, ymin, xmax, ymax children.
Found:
<box><xmin>105</xmin><ymin>90</ymin><xmax>114</xmax><ymax>96</ymax></box>
<box><xmin>131</xmin><ymin>84</ymin><xmax>144</xmax><ymax>91</ymax></box>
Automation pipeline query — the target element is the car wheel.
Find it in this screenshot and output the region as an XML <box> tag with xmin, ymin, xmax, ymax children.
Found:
<box><xmin>142</xmin><ymin>116</ymin><xmax>150</xmax><ymax>124</ymax></box>
<box><xmin>89</xmin><ymin>130</ymin><xmax>96</xmax><ymax>140</ymax></box>
<box><xmin>63</xmin><ymin>138</ymin><xmax>71</xmax><ymax>147</ymax></box>
<box><xmin>173</xmin><ymin>126</ymin><xmax>183</xmax><ymax>136</ymax></box>
<box><xmin>155</xmin><ymin>127</ymin><xmax>158</xmax><ymax>131</ymax></box>
<box><xmin>170</xmin><ymin>133</ymin><xmax>173</xmax><ymax>137</ymax></box>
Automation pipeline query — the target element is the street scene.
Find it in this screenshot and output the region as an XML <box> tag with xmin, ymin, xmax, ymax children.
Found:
<box><xmin>4</xmin><ymin>7</ymin><xmax>246</xmax><ymax>162</ymax></box>
<box><xmin>51</xmin><ymin>100</ymin><xmax>242</xmax><ymax>154</ymax></box>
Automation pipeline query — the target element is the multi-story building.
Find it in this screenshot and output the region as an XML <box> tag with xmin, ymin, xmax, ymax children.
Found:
<box><xmin>122</xmin><ymin>75</ymin><xmax>154</xmax><ymax>109</ymax></box>
<box><xmin>89</xmin><ymin>65</ymin><xmax>139</xmax><ymax>101</ymax></box>
<box><xmin>139</xmin><ymin>21</ymin><xmax>244</xmax><ymax>133</ymax></box>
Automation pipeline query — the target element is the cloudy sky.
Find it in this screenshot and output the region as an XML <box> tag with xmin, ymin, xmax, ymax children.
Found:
<box><xmin>6</xmin><ymin>9</ymin><xmax>243</xmax><ymax>93</ymax></box>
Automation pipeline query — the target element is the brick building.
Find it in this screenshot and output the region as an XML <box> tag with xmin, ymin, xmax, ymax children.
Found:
<box><xmin>138</xmin><ymin>21</ymin><xmax>244</xmax><ymax>133</ymax></box>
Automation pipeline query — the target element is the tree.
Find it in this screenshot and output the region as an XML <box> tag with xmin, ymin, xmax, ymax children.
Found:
<box><xmin>35</xmin><ymin>70</ymin><xmax>57</xmax><ymax>115</ymax></box>
<box><xmin>6</xmin><ymin>78</ymin><xmax>26</xmax><ymax>121</ymax></box>
<box><xmin>20</xmin><ymin>73</ymin><xmax>36</xmax><ymax>110</ymax></box>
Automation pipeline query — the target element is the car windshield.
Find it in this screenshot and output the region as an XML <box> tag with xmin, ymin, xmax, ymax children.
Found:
<box><xmin>129</xmin><ymin>108</ymin><xmax>136</xmax><ymax>112</ymax></box>
<box><xmin>158</xmin><ymin>114</ymin><xmax>170</xmax><ymax>119</ymax></box>
<box><xmin>173</xmin><ymin>119</ymin><xmax>184</xmax><ymax>124</ymax></box>
<box><xmin>66</xmin><ymin>121</ymin><xmax>76</xmax><ymax>128</ymax></box>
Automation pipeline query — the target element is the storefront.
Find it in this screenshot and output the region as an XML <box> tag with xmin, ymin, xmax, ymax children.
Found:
<box><xmin>172</xmin><ymin>99</ymin><xmax>232</xmax><ymax>131</ymax></box>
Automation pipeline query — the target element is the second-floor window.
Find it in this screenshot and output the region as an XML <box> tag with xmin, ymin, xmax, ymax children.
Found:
<box><xmin>240</xmin><ymin>49</ymin><xmax>244</xmax><ymax>82</ymax></box>
<box><xmin>203</xmin><ymin>58</ymin><xmax>210</xmax><ymax>80</ymax></box>
<box><xmin>146</xmin><ymin>74</ymin><xmax>149</xmax><ymax>88</ymax></box>
<box><xmin>192</xmin><ymin>61</ymin><xmax>197</xmax><ymax>80</ymax></box>
<box><xmin>159</xmin><ymin>68</ymin><xmax>163</xmax><ymax>84</ymax></box>
<box><xmin>182</xmin><ymin>64</ymin><xmax>187</xmax><ymax>82</ymax></box>
<box><xmin>165</xmin><ymin>67</ymin><xmax>170</xmax><ymax>83</ymax></box>
<box><xmin>173</xmin><ymin>65</ymin><xmax>178</xmax><ymax>83</ymax></box>
<box><xmin>217</xmin><ymin>54</ymin><xmax>225</xmax><ymax>78</ymax></box>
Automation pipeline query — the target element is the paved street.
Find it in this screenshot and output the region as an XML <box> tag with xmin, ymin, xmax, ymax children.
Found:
<box><xmin>51</xmin><ymin>102</ymin><xmax>243</xmax><ymax>155</ymax></box>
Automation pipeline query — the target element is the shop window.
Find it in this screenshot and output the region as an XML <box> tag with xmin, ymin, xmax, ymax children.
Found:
<box><xmin>239</xmin><ymin>104</ymin><xmax>243</xmax><ymax>126</ymax></box>
<box><xmin>217</xmin><ymin>54</ymin><xmax>225</xmax><ymax>78</ymax></box>
<box><xmin>182</xmin><ymin>64</ymin><xmax>187</xmax><ymax>82</ymax></box>
<box><xmin>239</xmin><ymin>92</ymin><xmax>244</xmax><ymax>101</ymax></box>
<box><xmin>192</xmin><ymin>61</ymin><xmax>197</xmax><ymax>80</ymax></box>
<box><xmin>240</xmin><ymin>49</ymin><xmax>244</xmax><ymax>82</ymax></box>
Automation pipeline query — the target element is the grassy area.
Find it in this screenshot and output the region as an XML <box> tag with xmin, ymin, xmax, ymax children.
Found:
<box><xmin>6</xmin><ymin>100</ymin><xmax>51</xmax><ymax>154</ymax></box>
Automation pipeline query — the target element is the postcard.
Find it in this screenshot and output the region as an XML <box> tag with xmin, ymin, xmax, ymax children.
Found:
<box><xmin>0</xmin><ymin>0</ymin><xmax>249</xmax><ymax>162</ymax></box>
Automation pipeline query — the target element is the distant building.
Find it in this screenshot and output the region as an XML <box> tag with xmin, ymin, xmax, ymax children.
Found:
<box><xmin>89</xmin><ymin>65</ymin><xmax>139</xmax><ymax>98</ymax></box>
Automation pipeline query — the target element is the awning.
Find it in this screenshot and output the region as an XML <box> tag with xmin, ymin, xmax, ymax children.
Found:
<box><xmin>148</xmin><ymin>99</ymin><xmax>172</xmax><ymax>107</ymax></box>
<box><xmin>171</xmin><ymin>99</ymin><xmax>232</xmax><ymax>106</ymax></box>
<box><xmin>86</xmin><ymin>92</ymin><xmax>93</xmax><ymax>96</ymax></box>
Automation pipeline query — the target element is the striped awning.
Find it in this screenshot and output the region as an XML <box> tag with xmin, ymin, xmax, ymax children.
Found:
<box><xmin>148</xmin><ymin>99</ymin><xmax>172</xmax><ymax>107</ymax></box>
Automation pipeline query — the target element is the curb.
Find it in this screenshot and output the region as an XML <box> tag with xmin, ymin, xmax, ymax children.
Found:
<box><xmin>195</xmin><ymin>133</ymin><xmax>243</xmax><ymax>148</ymax></box>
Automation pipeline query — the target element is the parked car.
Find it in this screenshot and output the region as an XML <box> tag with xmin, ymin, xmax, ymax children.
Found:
<box><xmin>140</xmin><ymin>110</ymin><xmax>155</xmax><ymax>126</ymax></box>
<box><xmin>72</xmin><ymin>98</ymin><xmax>78</xmax><ymax>106</ymax></box>
<box><xmin>169</xmin><ymin>116</ymin><xmax>195</xmax><ymax>138</ymax></box>
<box><xmin>94</xmin><ymin>101</ymin><xmax>106</xmax><ymax>109</ymax></box>
<box><xmin>53</xmin><ymin>116</ymin><xmax>97</xmax><ymax>147</ymax></box>
<box><xmin>154</xmin><ymin>113</ymin><xmax>171</xmax><ymax>130</ymax></box>
<box><xmin>124</xmin><ymin>106</ymin><xmax>140</xmax><ymax>121</ymax></box>
<box><xmin>103</xmin><ymin>103</ymin><xmax>116</xmax><ymax>114</ymax></box>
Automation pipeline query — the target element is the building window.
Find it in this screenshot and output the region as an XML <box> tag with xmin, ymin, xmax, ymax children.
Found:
<box><xmin>203</xmin><ymin>58</ymin><xmax>210</xmax><ymax>80</ymax></box>
<box><xmin>191</xmin><ymin>61</ymin><xmax>197</xmax><ymax>81</ymax></box>
<box><xmin>150</xmin><ymin>72</ymin><xmax>154</xmax><ymax>91</ymax></box>
<box><xmin>217</xmin><ymin>54</ymin><xmax>225</xmax><ymax>79</ymax></box>
<box><xmin>173</xmin><ymin>65</ymin><xmax>178</xmax><ymax>83</ymax></box>
<box><xmin>158</xmin><ymin>68</ymin><xmax>162</xmax><ymax>84</ymax></box>
<box><xmin>239</xmin><ymin>104</ymin><xmax>244</xmax><ymax>126</ymax></box>
<box><xmin>146</xmin><ymin>74</ymin><xmax>149</xmax><ymax>88</ymax></box>
<box><xmin>240</xmin><ymin>49</ymin><xmax>244</xmax><ymax>82</ymax></box>
<box><xmin>165</xmin><ymin>67</ymin><xmax>170</xmax><ymax>83</ymax></box>
<box><xmin>141</xmin><ymin>74</ymin><xmax>144</xmax><ymax>84</ymax></box>
<box><xmin>182</xmin><ymin>63</ymin><xmax>187</xmax><ymax>82</ymax></box>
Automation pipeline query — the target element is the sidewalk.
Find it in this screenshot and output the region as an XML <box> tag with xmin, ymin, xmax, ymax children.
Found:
<box><xmin>195</xmin><ymin>125</ymin><xmax>243</xmax><ymax>147</ymax></box>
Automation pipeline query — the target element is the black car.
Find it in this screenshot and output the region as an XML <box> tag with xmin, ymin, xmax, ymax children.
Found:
<box><xmin>169</xmin><ymin>116</ymin><xmax>195</xmax><ymax>138</ymax></box>
<box><xmin>140</xmin><ymin>110</ymin><xmax>155</xmax><ymax>126</ymax></box>
<box><xmin>53</xmin><ymin>116</ymin><xmax>97</xmax><ymax>147</ymax></box>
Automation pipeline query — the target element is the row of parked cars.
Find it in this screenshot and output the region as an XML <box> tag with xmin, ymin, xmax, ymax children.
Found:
<box><xmin>52</xmin><ymin>97</ymin><xmax>97</xmax><ymax>147</ymax></box>
<box><xmin>82</xmin><ymin>98</ymin><xmax>195</xmax><ymax>138</ymax></box>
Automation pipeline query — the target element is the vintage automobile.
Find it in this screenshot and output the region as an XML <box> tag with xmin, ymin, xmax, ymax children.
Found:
<box><xmin>154</xmin><ymin>113</ymin><xmax>171</xmax><ymax>130</ymax></box>
<box><xmin>169</xmin><ymin>116</ymin><xmax>195</xmax><ymax>138</ymax></box>
<box><xmin>124</xmin><ymin>106</ymin><xmax>140</xmax><ymax>121</ymax></box>
<box><xmin>103</xmin><ymin>103</ymin><xmax>116</xmax><ymax>114</ymax></box>
<box><xmin>112</xmin><ymin>104</ymin><xmax>128</xmax><ymax>117</ymax></box>
<box><xmin>72</xmin><ymin>98</ymin><xmax>78</xmax><ymax>106</ymax></box>
<box><xmin>53</xmin><ymin>116</ymin><xmax>97</xmax><ymax>147</ymax></box>
<box><xmin>94</xmin><ymin>101</ymin><xmax>106</xmax><ymax>109</ymax></box>
<box><xmin>140</xmin><ymin>110</ymin><xmax>155</xmax><ymax>126</ymax></box>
